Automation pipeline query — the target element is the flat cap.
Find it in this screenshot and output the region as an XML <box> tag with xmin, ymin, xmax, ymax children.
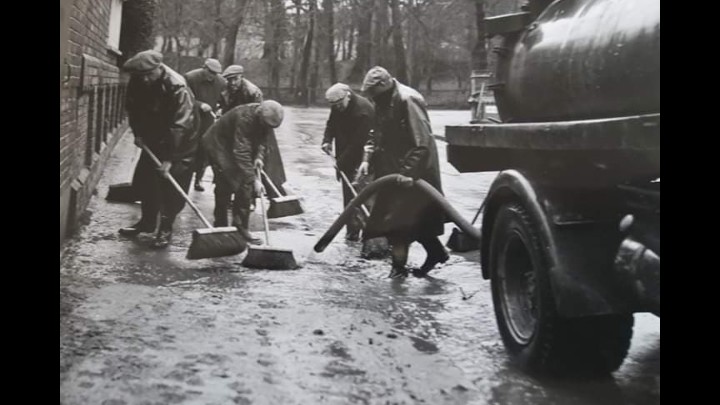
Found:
<box><xmin>258</xmin><ymin>100</ymin><xmax>284</xmax><ymax>128</ymax></box>
<box><xmin>204</xmin><ymin>58</ymin><xmax>222</xmax><ymax>74</ymax></box>
<box><xmin>361</xmin><ymin>66</ymin><xmax>392</xmax><ymax>92</ymax></box>
<box><xmin>123</xmin><ymin>50</ymin><xmax>163</xmax><ymax>74</ymax></box>
<box><xmin>222</xmin><ymin>65</ymin><xmax>244</xmax><ymax>78</ymax></box>
<box><xmin>325</xmin><ymin>83</ymin><xmax>351</xmax><ymax>103</ymax></box>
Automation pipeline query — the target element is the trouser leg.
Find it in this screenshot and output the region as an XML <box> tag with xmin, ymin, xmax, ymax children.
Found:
<box><xmin>158</xmin><ymin>159</ymin><xmax>193</xmax><ymax>230</ymax></box>
<box><xmin>341</xmin><ymin>179</ymin><xmax>363</xmax><ymax>240</ymax></box>
<box><xmin>387</xmin><ymin>235</ymin><xmax>411</xmax><ymax>278</ymax></box>
<box><xmin>136</xmin><ymin>152</ymin><xmax>160</xmax><ymax>228</ymax></box>
<box><xmin>213</xmin><ymin>178</ymin><xmax>232</xmax><ymax>227</ymax></box>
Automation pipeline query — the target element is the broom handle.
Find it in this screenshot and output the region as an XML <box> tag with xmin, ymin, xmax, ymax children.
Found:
<box><xmin>141</xmin><ymin>145</ymin><xmax>214</xmax><ymax>229</ymax></box>
<box><xmin>257</xmin><ymin>169</ymin><xmax>271</xmax><ymax>245</ymax></box>
<box><xmin>470</xmin><ymin>198</ymin><xmax>487</xmax><ymax>225</ymax></box>
<box><xmin>337</xmin><ymin>164</ymin><xmax>371</xmax><ymax>218</ymax></box>
<box><xmin>329</xmin><ymin>155</ymin><xmax>370</xmax><ymax>217</ymax></box>
<box><xmin>259</xmin><ymin>169</ymin><xmax>283</xmax><ymax>197</ymax></box>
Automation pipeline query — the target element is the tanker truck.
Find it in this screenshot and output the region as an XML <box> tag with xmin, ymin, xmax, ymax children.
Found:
<box><xmin>445</xmin><ymin>0</ymin><xmax>660</xmax><ymax>375</ymax></box>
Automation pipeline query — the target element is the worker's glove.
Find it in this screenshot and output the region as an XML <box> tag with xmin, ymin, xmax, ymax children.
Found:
<box><xmin>321</xmin><ymin>142</ymin><xmax>333</xmax><ymax>155</ymax></box>
<box><xmin>396</xmin><ymin>174</ymin><xmax>414</xmax><ymax>188</ymax></box>
<box><xmin>254</xmin><ymin>158</ymin><xmax>264</xmax><ymax>170</ymax></box>
<box><xmin>134</xmin><ymin>137</ymin><xmax>144</xmax><ymax>148</ymax></box>
<box><xmin>158</xmin><ymin>161</ymin><xmax>173</xmax><ymax>179</ymax></box>
<box><xmin>200</xmin><ymin>102</ymin><xmax>212</xmax><ymax>113</ymax></box>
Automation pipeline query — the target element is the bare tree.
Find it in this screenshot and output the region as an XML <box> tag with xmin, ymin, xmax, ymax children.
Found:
<box><xmin>223</xmin><ymin>0</ymin><xmax>253</xmax><ymax>67</ymax></box>
<box><xmin>371</xmin><ymin>0</ymin><xmax>390</xmax><ymax>67</ymax></box>
<box><xmin>349</xmin><ymin>0</ymin><xmax>373</xmax><ymax>81</ymax></box>
<box><xmin>346</xmin><ymin>24</ymin><xmax>354</xmax><ymax>61</ymax></box>
<box><xmin>297</xmin><ymin>0</ymin><xmax>317</xmax><ymax>103</ymax></box>
<box><xmin>470</xmin><ymin>0</ymin><xmax>487</xmax><ymax>72</ymax></box>
<box><xmin>389</xmin><ymin>0</ymin><xmax>407</xmax><ymax>83</ymax></box>
<box><xmin>263</xmin><ymin>0</ymin><xmax>286</xmax><ymax>98</ymax></box>
<box><xmin>289</xmin><ymin>0</ymin><xmax>305</xmax><ymax>91</ymax></box>
<box><xmin>323</xmin><ymin>0</ymin><xmax>337</xmax><ymax>84</ymax></box>
<box><xmin>212</xmin><ymin>0</ymin><xmax>223</xmax><ymax>58</ymax></box>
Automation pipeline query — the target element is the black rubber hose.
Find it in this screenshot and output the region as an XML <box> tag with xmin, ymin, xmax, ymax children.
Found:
<box><xmin>313</xmin><ymin>174</ymin><xmax>482</xmax><ymax>253</ymax></box>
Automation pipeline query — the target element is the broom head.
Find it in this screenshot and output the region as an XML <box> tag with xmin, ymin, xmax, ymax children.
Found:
<box><xmin>242</xmin><ymin>245</ymin><xmax>298</xmax><ymax>270</ymax></box>
<box><xmin>107</xmin><ymin>183</ymin><xmax>139</xmax><ymax>203</ymax></box>
<box><xmin>187</xmin><ymin>226</ymin><xmax>248</xmax><ymax>260</ymax></box>
<box><xmin>266</xmin><ymin>196</ymin><xmax>304</xmax><ymax>219</ymax></box>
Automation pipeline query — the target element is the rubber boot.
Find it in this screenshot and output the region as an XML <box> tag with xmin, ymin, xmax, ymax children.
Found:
<box><xmin>152</xmin><ymin>216</ymin><xmax>173</xmax><ymax>249</ymax></box>
<box><xmin>388</xmin><ymin>243</ymin><xmax>409</xmax><ymax>279</ymax></box>
<box><xmin>415</xmin><ymin>237</ymin><xmax>450</xmax><ymax>277</ymax></box>
<box><xmin>235</xmin><ymin>209</ymin><xmax>262</xmax><ymax>245</ymax></box>
<box><xmin>119</xmin><ymin>219</ymin><xmax>154</xmax><ymax>237</ymax></box>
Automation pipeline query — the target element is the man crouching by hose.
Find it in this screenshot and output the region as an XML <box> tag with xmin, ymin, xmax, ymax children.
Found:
<box><xmin>119</xmin><ymin>50</ymin><xmax>200</xmax><ymax>249</ymax></box>
<box><xmin>357</xmin><ymin>66</ymin><xmax>449</xmax><ymax>279</ymax></box>
<box><xmin>201</xmin><ymin>100</ymin><xmax>285</xmax><ymax>245</ymax></box>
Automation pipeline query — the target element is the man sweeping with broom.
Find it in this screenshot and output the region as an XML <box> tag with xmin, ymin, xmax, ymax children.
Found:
<box><xmin>219</xmin><ymin>66</ymin><xmax>289</xmax><ymax>205</ymax></box>
<box><xmin>321</xmin><ymin>83</ymin><xmax>375</xmax><ymax>242</ymax></box>
<box><xmin>118</xmin><ymin>50</ymin><xmax>201</xmax><ymax>248</ymax></box>
<box><xmin>201</xmin><ymin>100</ymin><xmax>285</xmax><ymax>245</ymax></box>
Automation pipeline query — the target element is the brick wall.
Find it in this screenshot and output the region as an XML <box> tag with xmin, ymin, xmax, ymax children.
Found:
<box><xmin>60</xmin><ymin>0</ymin><xmax>130</xmax><ymax>250</ymax></box>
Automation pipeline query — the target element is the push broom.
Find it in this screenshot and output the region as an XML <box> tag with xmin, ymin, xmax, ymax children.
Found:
<box><xmin>259</xmin><ymin>169</ymin><xmax>304</xmax><ymax>219</ymax></box>
<box><xmin>106</xmin><ymin>149</ymin><xmax>141</xmax><ymax>203</ymax></box>
<box><xmin>141</xmin><ymin>145</ymin><xmax>248</xmax><ymax>260</ymax></box>
<box><xmin>242</xmin><ymin>169</ymin><xmax>298</xmax><ymax>270</ymax></box>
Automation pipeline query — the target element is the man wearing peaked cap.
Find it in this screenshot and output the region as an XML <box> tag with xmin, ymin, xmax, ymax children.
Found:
<box><xmin>360</xmin><ymin>66</ymin><xmax>394</xmax><ymax>96</ymax></box>
<box><xmin>119</xmin><ymin>50</ymin><xmax>201</xmax><ymax>249</ymax></box>
<box><xmin>220</xmin><ymin>65</ymin><xmax>263</xmax><ymax>109</ymax></box>
<box><xmin>258</xmin><ymin>100</ymin><xmax>284</xmax><ymax>128</ymax></box>
<box><xmin>321</xmin><ymin>82</ymin><xmax>376</xmax><ymax>242</ymax></box>
<box><xmin>122</xmin><ymin>49</ymin><xmax>163</xmax><ymax>75</ymax></box>
<box><xmin>222</xmin><ymin>65</ymin><xmax>244</xmax><ymax>78</ymax></box>
<box><xmin>357</xmin><ymin>66</ymin><xmax>449</xmax><ymax>279</ymax></box>
<box><xmin>184</xmin><ymin>58</ymin><xmax>227</xmax><ymax>192</ymax></box>
<box><xmin>200</xmin><ymin>100</ymin><xmax>286</xmax><ymax>244</ymax></box>
<box><xmin>204</xmin><ymin>58</ymin><xmax>222</xmax><ymax>74</ymax></box>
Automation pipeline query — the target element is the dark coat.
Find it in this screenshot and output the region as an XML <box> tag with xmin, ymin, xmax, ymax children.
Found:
<box><xmin>126</xmin><ymin>64</ymin><xmax>200</xmax><ymax>163</ymax></box>
<box><xmin>362</xmin><ymin>79</ymin><xmax>446</xmax><ymax>240</ymax></box>
<box><xmin>322</xmin><ymin>92</ymin><xmax>375</xmax><ymax>177</ymax></box>
<box><xmin>219</xmin><ymin>78</ymin><xmax>263</xmax><ymax>111</ymax></box>
<box><xmin>220</xmin><ymin>79</ymin><xmax>287</xmax><ymax>194</ymax></box>
<box><xmin>184</xmin><ymin>68</ymin><xmax>227</xmax><ymax>112</ymax></box>
<box><xmin>201</xmin><ymin>104</ymin><xmax>270</xmax><ymax>192</ymax></box>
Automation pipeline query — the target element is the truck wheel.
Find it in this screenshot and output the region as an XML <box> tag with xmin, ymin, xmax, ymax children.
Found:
<box><xmin>489</xmin><ymin>203</ymin><xmax>634</xmax><ymax>376</ymax></box>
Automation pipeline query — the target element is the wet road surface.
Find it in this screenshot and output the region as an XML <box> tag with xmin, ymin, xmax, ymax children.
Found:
<box><xmin>60</xmin><ymin>107</ymin><xmax>660</xmax><ymax>405</ymax></box>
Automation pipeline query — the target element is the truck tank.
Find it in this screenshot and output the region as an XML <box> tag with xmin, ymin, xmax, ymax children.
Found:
<box><xmin>491</xmin><ymin>0</ymin><xmax>660</xmax><ymax>123</ymax></box>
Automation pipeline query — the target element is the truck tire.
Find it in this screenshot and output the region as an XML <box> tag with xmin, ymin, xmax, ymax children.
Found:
<box><xmin>489</xmin><ymin>203</ymin><xmax>634</xmax><ymax>376</ymax></box>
